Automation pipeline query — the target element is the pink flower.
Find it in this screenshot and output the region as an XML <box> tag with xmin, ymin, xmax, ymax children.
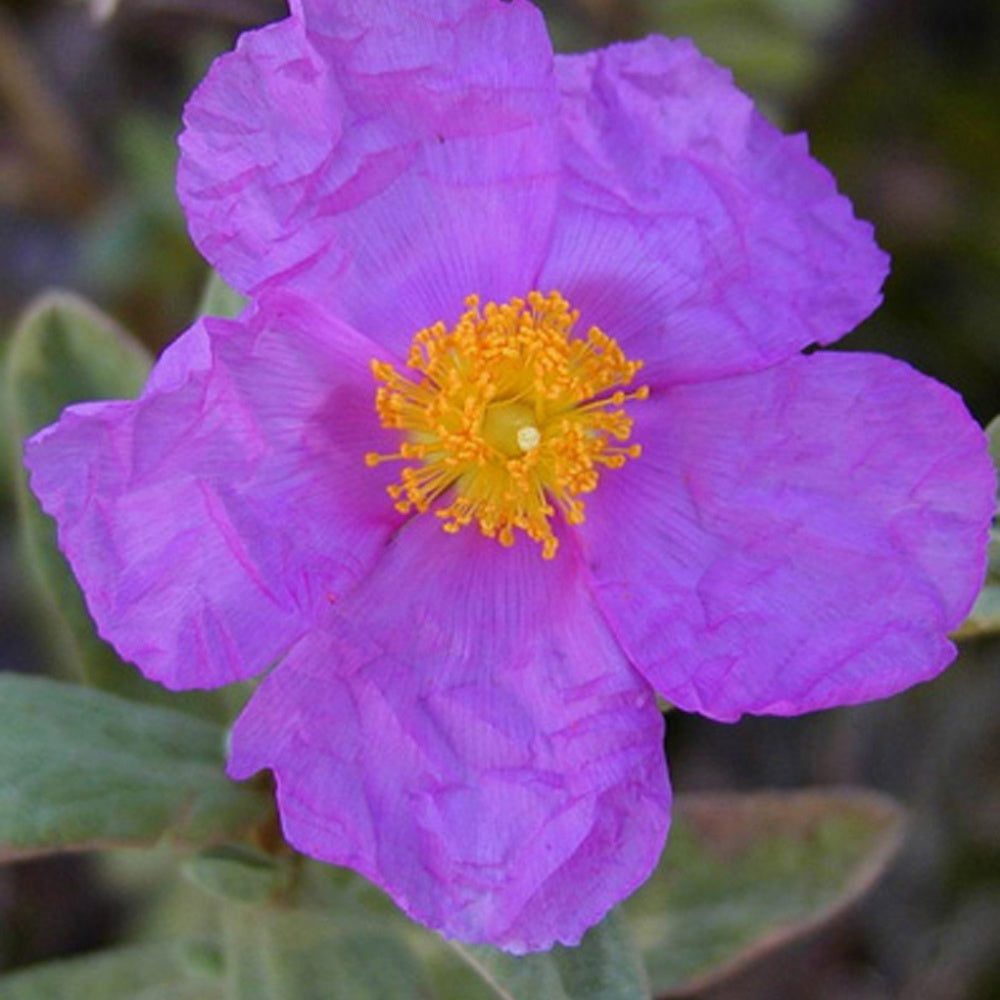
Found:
<box><xmin>25</xmin><ymin>0</ymin><xmax>994</xmax><ymax>953</ymax></box>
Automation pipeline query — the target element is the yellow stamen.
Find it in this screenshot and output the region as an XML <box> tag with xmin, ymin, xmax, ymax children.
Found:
<box><xmin>365</xmin><ymin>291</ymin><xmax>647</xmax><ymax>558</ymax></box>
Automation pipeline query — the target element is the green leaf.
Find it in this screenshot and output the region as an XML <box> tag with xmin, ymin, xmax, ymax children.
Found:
<box><xmin>5</xmin><ymin>292</ymin><xmax>151</xmax><ymax>438</ymax></box>
<box><xmin>985</xmin><ymin>414</ymin><xmax>1000</xmax><ymax>475</ymax></box>
<box><xmin>187</xmin><ymin>855</ymin><xmax>431</xmax><ymax>999</ymax></box>
<box><xmin>203</xmin><ymin>856</ymin><xmax>622</xmax><ymax>1000</ymax></box>
<box><xmin>954</xmin><ymin>558</ymin><xmax>1000</xmax><ymax>639</ymax></box>
<box><xmin>0</xmin><ymin>674</ymin><xmax>270</xmax><ymax>861</ymax></box>
<box><xmin>183</xmin><ymin>845</ymin><xmax>292</xmax><ymax>905</ymax></box>
<box><xmin>437</xmin><ymin>909</ymin><xmax>649</xmax><ymax>1000</ymax></box>
<box><xmin>954</xmin><ymin>415</ymin><xmax>1000</xmax><ymax>639</ymax></box>
<box><xmin>622</xmin><ymin>789</ymin><xmax>906</xmax><ymax>997</ymax></box>
<box><xmin>4</xmin><ymin>291</ymin><xmax>222</xmax><ymax>716</ymax></box>
<box><xmin>196</xmin><ymin>270</ymin><xmax>247</xmax><ymax>320</ymax></box>
<box><xmin>221</xmin><ymin>902</ymin><xmax>428</xmax><ymax>1000</ymax></box>
<box><xmin>0</xmin><ymin>942</ymin><xmax>222</xmax><ymax>1000</ymax></box>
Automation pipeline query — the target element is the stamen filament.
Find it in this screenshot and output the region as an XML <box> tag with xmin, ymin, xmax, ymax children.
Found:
<box><xmin>366</xmin><ymin>291</ymin><xmax>647</xmax><ymax>558</ymax></box>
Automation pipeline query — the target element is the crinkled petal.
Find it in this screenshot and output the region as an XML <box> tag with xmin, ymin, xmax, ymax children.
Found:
<box><xmin>228</xmin><ymin>516</ymin><xmax>669</xmax><ymax>952</ymax></box>
<box><xmin>24</xmin><ymin>292</ymin><xmax>399</xmax><ymax>689</ymax></box>
<box><xmin>541</xmin><ymin>37</ymin><xmax>888</xmax><ymax>383</ymax></box>
<box><xmin>582</xmin><ymin>352</ymin><xmax>993</xmax><ymax>720</ymax></box>
<box><xmin>178</xmin><ymin>0</ymin><xmax>561</xmax><ymax>354</ymax></box>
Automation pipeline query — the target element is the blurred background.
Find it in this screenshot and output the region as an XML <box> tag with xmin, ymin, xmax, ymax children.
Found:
<box><xmin>0</xmin><ymin>0</ymin><xmax>998</xmax><ymax>997</ymax></box>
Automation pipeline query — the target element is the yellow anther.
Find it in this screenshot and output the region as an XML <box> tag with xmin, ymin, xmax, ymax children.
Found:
<box><xmin>366</xmin><ymin>291</ymin><xmax>647</xmax><ymax>558</ymax></box>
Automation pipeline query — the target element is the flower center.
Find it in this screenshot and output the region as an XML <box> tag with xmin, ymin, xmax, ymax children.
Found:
<box><xmin>365</xmin><ymin>291</ymin><xmax>647</xmax><ymax>558</ymax></box>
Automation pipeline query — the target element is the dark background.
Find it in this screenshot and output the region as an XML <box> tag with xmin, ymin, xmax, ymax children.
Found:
<box><xmin>1</xmin><ymin>0</ymin><xmax>998</xmax><ymax>996</ymax></box>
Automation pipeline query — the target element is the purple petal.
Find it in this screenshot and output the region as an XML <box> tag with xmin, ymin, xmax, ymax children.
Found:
<box><xmin>541</xmin><ymin>37</ymin><xmax>889</xmax><ymax>383</ymax></box>
<box><xmin>24</xmin><ymin>292</ymin><xmax>399</xmax><ymax>689</ymax></box>
<box><xmin>178</xmin><ymin>0</ymin><xmax>561</xmax><ymax>355</ymax></box>
<box><xmin>228</xmin><ymin>516</ymin><xmax>669</xmax><ymax>952</ymax></box>
<box><xmin>582</xmin><ymin>352</ymin><xmax>994</xmax><ymax>720</ymax></box>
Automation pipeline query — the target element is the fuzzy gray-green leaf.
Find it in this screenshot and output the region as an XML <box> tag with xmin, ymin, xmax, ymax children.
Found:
<box><xmin>0</xmin><ymin>941</ymin><xmax>222</xmax><ymax>1000</ymax></box>
<box><xmin>623</xmin><ymin>789</ymin><xmax>906</xmax><ymax>997</ymax></box>
<box><xmin>429</xmin><ymin>909</ymin><xmax>649</xmax><ymax>1000</ymax></box>
<box><xmin>0</xmin><ymin>674</ymin><xmax>269</xmax><ymax>861</ymax></box>
<box><xmin>196</xmin><ymin>270</ymin><xmax>247</xmax><ymax>320</ymax></box>
<box><xmin>222</xmin><ymin>903</ymin><xmax>427</xmax><ymax>1000</ymax></box>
